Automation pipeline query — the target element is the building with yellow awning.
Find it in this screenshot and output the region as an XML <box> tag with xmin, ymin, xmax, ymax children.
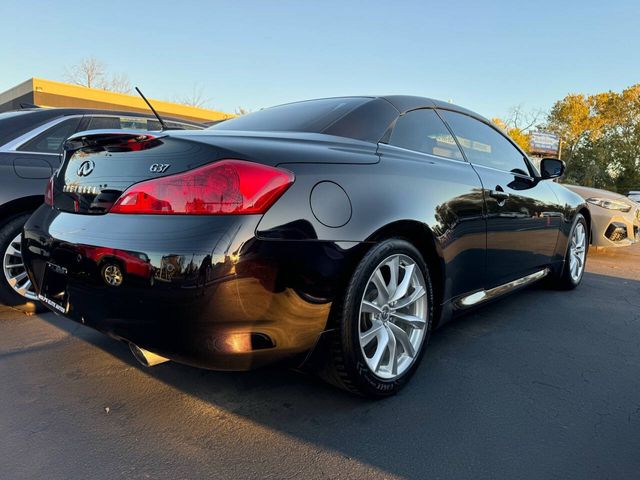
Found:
<box><xmin>0</xmin><ymin>78</ymin><xmax>233</xmax><ymax>124</ymax></box>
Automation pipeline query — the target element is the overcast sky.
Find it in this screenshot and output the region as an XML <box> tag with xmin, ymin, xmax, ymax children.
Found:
<box><xmin>1</xmin><ymin>0</ymin><xmax>638</xmax><ymax>118</ymax></box>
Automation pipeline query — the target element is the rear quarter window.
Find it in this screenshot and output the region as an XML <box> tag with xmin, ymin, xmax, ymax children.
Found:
<box><xmin>387</xmin><ymin>109</ymin><xmax>464</xmax><ymax>160</ymax></box>
<box><xmin>0</xmin><ymin>111</ymin><xmax>59</xmax><ymax>147</ymax></box>
<box><xmin>17</xmin><ymin>117</ymin><xmax>82</xmax><ymax>154</ymax></box>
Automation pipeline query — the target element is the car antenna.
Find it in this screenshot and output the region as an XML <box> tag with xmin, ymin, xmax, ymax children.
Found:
<box><xmin>135</xmin><ymin>87</ymin><xmax>167</xmax><ymax>130</ymax></box>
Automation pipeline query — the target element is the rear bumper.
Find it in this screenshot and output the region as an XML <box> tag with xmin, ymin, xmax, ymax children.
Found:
<box><xmin>22</xmin><ymin>206</ymin><xmax>367</xmax><ymax>370</ymax></box>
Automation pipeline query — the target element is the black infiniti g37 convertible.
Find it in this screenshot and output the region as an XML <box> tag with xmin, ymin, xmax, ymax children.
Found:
<box><xmin>22</xmin><ymin>96</ymin><xmax>589</xmax><ymax>397</ymax></box>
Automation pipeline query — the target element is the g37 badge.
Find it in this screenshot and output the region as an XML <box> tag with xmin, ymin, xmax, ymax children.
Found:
<box><xmin>150</xmin><ymin>163</ymin><xmax>170</xmax><ymax>173</ymax></box>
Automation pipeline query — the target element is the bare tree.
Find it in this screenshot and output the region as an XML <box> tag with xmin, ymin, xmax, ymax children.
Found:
<box><xmin>174</xmin><ymin>85</ymin><xmax>209</xmax><ymax>108</ymax></box>
<box><xmin>105</xmin><ymin>73</ymin><xmax>131</xmax><ymax>93</ymax></box>
<box><xmin>505</xmin><ymin>105</ymin><xmax>544</xmax><ymax>132</ymax></box>
<box><xmin>64</xmin><ymin>57</ymin><xmax>132</xmax><ymax>94</ymax></box>
<box><xmin>100</xmin><ymin>72</ymin><xmax>132</xmax><ymax>94</ymax></box>
<box><xmin>492</xmin><ymin>105</ymin><xmax>545</xmax><ymax>153</ymax></box>
<box><xmin>65</xmin><ymin>57</ymin><xmax>106</xmax><ymax>89</ymax></box>
<box><xmin>235</xmin><ymin>107</ymin><xmax>251</xmax><ymax>116</ymax></box>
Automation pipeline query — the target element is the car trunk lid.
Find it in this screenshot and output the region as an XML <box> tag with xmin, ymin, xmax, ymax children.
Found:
<box><xmin>54</xmin><ymin>130</ymin><xmax>222</xmax><ymax>214</ymax></box>
<box><xmin>53</xmin><ymin>128</ymin><xmax>378</xmax><ymax>214</ymax></box>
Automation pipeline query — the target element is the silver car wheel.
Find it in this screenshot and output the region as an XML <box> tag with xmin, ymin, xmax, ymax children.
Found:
<box><xmin>358</xmin><ymin>254</ymin><xmax>428</xmax><ymax>380</ymax></box>
<box><xmin>2</xmin><ymin>232</ymin><xmax>38</xmax><ymax>301</ymax></box>
<box><xmin>569</xmin><ymin>222</ymin><xmax>587</xmax><ymax>282</ymax></box>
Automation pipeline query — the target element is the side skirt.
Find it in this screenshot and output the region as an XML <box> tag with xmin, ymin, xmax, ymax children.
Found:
<box><xmin>454</xmin><ymin>268</ymin><xmax>550</xmax><ymax>309</ymax></box>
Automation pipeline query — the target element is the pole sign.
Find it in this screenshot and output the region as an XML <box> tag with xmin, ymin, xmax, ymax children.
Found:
<box><xmin>529</xmin><ymin>132</ymin><xmax>560</xmax><ymax>156</ymax></box>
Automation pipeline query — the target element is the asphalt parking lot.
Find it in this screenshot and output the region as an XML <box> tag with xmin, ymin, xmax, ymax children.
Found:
<box><xmin>1</xmin><ymin>245</ymin><xmax>639</xmax><ymax>480</ymax></box>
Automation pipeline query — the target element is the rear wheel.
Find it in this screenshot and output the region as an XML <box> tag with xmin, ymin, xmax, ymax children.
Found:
<box><xmin>321</xmin><ymin>239</ymin><xmax>433</xmax><ymax>397</ymax></box>
<box><xmin>550</xmin><ymin>213</ymin><xmax>588</xmax><ymax>290</ymax></box>
<box><xmin>0</xmin><ymin>214</ymin><xmax>43</xmax><ymax>312</ymax></box>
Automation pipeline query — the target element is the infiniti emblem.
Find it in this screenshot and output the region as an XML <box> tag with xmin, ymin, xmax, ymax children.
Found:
<box><xmin>77</xmin><ymin>160</ymin><xmax>95</xmax><ymax>177</ymax></box>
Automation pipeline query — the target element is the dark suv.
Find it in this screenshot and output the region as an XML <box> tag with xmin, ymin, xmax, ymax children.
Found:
<box><xmin>0</xmin><ymin>108</ymin><xmax>202</xmax><ymax>310</ymax></box>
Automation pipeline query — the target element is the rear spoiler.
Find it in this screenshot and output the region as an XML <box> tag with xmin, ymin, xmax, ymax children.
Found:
<box><xmin>64</xmin><ymin>130</ymin><xmax>167</xmax><ymax>152</ymax></box>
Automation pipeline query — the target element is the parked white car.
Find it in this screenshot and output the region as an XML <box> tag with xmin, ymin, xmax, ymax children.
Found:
<box><xmin>564</xmin><ymin>185</ymin><xmax>640</xmax><ymax>247</ymax></box>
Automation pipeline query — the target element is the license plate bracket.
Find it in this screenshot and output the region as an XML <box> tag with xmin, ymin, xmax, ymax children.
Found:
<box><xmin>38</xmin><ymin>262</ymin><xmax>69</xmax><ymax>314</ymax></box>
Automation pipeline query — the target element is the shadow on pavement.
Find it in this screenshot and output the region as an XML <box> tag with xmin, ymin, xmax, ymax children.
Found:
<box><xmin>31</xmin><ymin>267</ymin><xmax>640</xmax><ymax>479</ymax></box>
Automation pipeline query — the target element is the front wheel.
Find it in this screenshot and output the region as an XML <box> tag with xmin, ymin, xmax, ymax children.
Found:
<box><xmin>321</xmin><ymin>239</ymin><xmax>434</xmax><ymax>397</ymax></box>
<box><xmin>550</xmin><ymin>213</ymin><xmax>588</xmax><ymax>290</ymax></box>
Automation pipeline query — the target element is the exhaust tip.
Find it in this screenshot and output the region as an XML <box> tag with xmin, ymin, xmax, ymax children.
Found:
<box><xmin>129</xmin><ymin>343</ymin><xmax>170</xmax><ymax>367</ymax></box>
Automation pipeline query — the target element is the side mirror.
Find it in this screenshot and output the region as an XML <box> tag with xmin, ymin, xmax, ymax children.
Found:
<box><xmin>540</xmin><ymin>158</ymin><xmax>565</xmax><ymax>179</ymax></box>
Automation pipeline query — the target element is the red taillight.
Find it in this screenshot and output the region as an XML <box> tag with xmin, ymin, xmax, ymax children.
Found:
<box><xmin>44</xmin><ymin>176</ymin><xmax>54</xmax><ymax>206</ymax></box>
<box><xmin>110</xmin><ymin>160</ymin><xmax>295</xmax><ymax>215</ymax></box>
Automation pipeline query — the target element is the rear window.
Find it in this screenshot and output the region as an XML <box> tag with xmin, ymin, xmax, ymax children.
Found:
<box><xmin>211</xmin><ymin>97</ymin><xmax>370</xmax><ymax>135</ymax></box>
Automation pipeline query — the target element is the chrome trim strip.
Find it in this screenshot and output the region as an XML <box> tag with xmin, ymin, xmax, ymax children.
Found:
<box><xmin>2</xmin><ymin>150</ymin><xmax>59</xmax><ymax>157</ymax></box>
<box><xmin>455</xmin><ymin>268</ymin><xmax>549</xmax><ymax>309</ymax></box>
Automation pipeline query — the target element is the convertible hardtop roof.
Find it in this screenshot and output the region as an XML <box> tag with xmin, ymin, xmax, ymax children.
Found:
<box><xmin>192</xmin><ymin>95</ymin><xmax>495</xmax><ymax>145</ymax></box>
<box><xmin>379</xmin><ymin>95</ymin><xmax>491</xmax><ymax>123</ymax></box>
<box><xmin>260</xmin><ymin>95</ymin><xmax>491</xmax><ymax>124</ymax></box>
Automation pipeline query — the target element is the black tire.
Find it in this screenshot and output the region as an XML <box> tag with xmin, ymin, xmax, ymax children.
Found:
<box><xmin>549</xmin><ymin>213</ymin><xmax>589</xmax><ymax>290</ymax></box>
<box><xmin>0</xmin><ymin>213</ymin><xmax>45</xmax><ymax>313</ymax></box>
<box><xmin>320</xmin><ymin>238</ymin><xmax>434</xmax><ymax>397</ymax></box>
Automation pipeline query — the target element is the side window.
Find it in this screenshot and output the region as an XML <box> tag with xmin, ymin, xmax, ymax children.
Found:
<box><xmin>18</xmin><ymin>117</ymin><xmax>82</xmax><ymax>154</ymax></box>
<box><xmin>387</xmin><ymin>109</ymin><xmax>463</xmax><ymax>160</ymax></box>
<box><xmin>440</xmin><ymin>110</ymin><xmax>531</xmax><ymax>175</ymax></box>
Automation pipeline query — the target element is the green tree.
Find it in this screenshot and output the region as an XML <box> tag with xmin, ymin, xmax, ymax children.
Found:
<box><xmin>546</xmin><ymin>84</ymin><xmax>640</xmax><ymax>193</ymax></box>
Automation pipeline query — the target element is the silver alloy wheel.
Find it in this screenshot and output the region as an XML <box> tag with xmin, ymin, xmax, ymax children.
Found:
<box><xmin>569</xmin><ymin>222</ymin><xmax>587</xmax><ymax>282</ymax></box>
<box><xmin>2</xmin><ymin>233</ymin><xmax>38</xmax><ymax>301</ymax></box>
<box><xmin>358</xmin><ymin>254</ymin><xmax>428</xmax><ymax>380</ymax></box>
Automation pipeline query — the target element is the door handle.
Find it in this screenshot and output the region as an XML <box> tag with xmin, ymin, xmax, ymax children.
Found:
<box><xmin>489</xmin><ymin>187</ymin><xmax>510</xmax><ymax>203</ymax></box>
<box><xmin>489</xmin><ymin>189</ymin><xmax>510</xmax><ymax>200</ymax></box>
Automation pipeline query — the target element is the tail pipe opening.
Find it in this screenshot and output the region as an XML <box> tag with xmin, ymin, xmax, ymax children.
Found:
<box><xmin>129</xmin><ymin>343</ymin><xmax>170</xmax><ymax>367</ymax></box>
